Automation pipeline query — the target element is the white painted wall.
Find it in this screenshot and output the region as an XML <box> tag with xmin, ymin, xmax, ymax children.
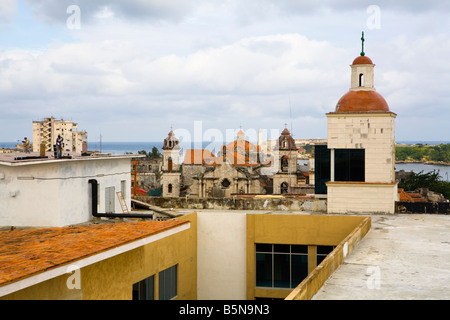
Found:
<box><xmin>197</xmin><ymin>211</ymin><xmax>247</xmax><ymax>300</ymax></box>
<box><xmin>0</xmin><ymin>157</ymin><xmax>132</xmax><ymax>227</ymax></box>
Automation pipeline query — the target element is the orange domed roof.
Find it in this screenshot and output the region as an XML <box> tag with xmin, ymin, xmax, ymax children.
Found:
<box><xmin>352</xmin><ymin>55</ymin><xmax>373</xmax><ymax>65</ymax></box>
<box><xmin>335</xmin><ymin>90</ymin><xmax>389</xmax><ymax>112</ymax></box>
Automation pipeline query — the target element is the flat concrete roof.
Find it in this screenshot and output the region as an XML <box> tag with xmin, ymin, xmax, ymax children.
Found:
<box><xmin>313</xmin><ymin>214</ymin><xmax>450</xmax><ymax>300</ymax></box>
<box><xmin>0</xmin><ymin>151</ymin><xmax>143</xmax><ymax>166</ymax></box>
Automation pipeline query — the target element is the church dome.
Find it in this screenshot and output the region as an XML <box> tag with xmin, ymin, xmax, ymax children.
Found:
<box><xmin>335</xmin><ymin>90</ymin><xmax>389</xmax><ymax>113</ymax></box>
<box><xmin>352</xmin><ymin>55</ymin><xmax>373</xmax><ymax>65</ymax></box>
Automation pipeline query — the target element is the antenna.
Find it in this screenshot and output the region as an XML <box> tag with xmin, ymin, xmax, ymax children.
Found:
<box><xmin>289</xmin><ymin>95</ymin><xmax>293</xmax><ymax>136</ymax></box>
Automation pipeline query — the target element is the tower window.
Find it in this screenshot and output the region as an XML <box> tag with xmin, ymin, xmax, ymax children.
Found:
<box><xmin>168</xmin><ymin>157</ymin><xmax>173</xmax><ymax>172</ymax></box>
<box><xmin>168</xmin><ymin>184</ymin><xmax>173</xmax><ymax>193</ymax></box>
<box><xmin>221</xmin><ymin>178</ymin><xmax>231</xmax><ymax>188</ymax></box>
<box><xmin>335</xmin><ymin>149</ymin><xmax>365</xmax><ymax>182</ymax></box>
<box><xmin>359</xmin><ymin>73</ymin><xmax>364</xmax><ymax>87</ymax></box>
<box><xmin>280</xmin><ymin>182</ymin><xmax>289</xmax><ymax>194</ymax></box>
<box><xmin>281</xmin><ymin>156</ymin><xmax>289</xmax><ymax>172</ymax></box>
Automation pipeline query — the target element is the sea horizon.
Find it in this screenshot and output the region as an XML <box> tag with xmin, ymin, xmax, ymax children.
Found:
<box><xmin>2</xmin><ymin>139</ymin><xmax>449</xmax><ymax>154</ymax></box>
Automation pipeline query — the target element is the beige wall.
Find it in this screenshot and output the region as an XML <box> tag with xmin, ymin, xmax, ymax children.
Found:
<box><xmin>327</xmin><ymin>112</ymin><xmax>396</xmax><ymax>183</ymax></box>
<box><xmin>327</xmin><ymin>182</ymin><xmax>398</xmax><ymax>214</ymax></box>
<box><xmin>197</xmin><ymin>211</ymin><xmax>247</xmax><ymax>299</ymax></box>
<box><xmin>326</xmin><ymin>112</ymin><xmax>397</xmax><ymax>214</ymax></box>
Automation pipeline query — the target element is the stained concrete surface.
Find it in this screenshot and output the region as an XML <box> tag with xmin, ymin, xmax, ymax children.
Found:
<box><xmin>313</xmin><ymin>214</ymin><xmax>450</xmax><ymax>300</ymax></box>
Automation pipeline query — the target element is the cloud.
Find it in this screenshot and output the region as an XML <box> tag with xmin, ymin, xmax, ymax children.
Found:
<box><xmin>0</xmin><ymin>0</ymin><xmax>17</xmax><ymax>24</ymax></box>
<box><xmin>0</xmin><ymin>33</ymin><xmax>348</xmax><ymax>140</ymax></box>
<box><xmin>25</xmin><ymin>0</ymin><xmax>197</xmax><ymax>24</ymax></box>
<box><xmin>2</xmin><ymin>1</ymin><xmax>450</xmax><ymax>142</ymax></box>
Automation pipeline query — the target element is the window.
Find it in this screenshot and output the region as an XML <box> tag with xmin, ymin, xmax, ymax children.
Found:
<box><xmin>280</xmin><ymin>182</ymin><xmax>288</xmax><ymax>194</ymax></box>
<box><xmin>314</xmin><ymin>145</ymin><xmax>330</xmax><ymax>194</ymax></box>
<box><xmin>256</xmin><ymin>244</ymin><xmax>308</xmax><ymax>289</ymax></box>
<box><xmin>159</xmin><ymin>264</ymin><xmax>177</xmax><ymax>300</ymax></box>
<box><xmin>281</xmin><ymin>156</ymin><xmax>289</xmax><ymax>172</ymax></box>
<box><xmin>221</xmin><ymin>178</ymin><xmax>231</xmax><ymax>188</ymax></box>
<box><xmin>133</xmin><ymin>275</ymin><xmax>154</xmax><ymax>300</ymax></box>
<box><xmin>316</xmin><ymin>246</ymin><xmax>335</xmax><ymax>265</ymax></box>
<box><xmin>168</xmin><ymin>157</ymin><xmax>173</xmax><ymax>171</ymax></box>
<box><xmin>359</xmin><ymin>73</ymin><xmax>364</xmax><ymax>86</ymax></box>
<box><xmin>334</xmin><ymin>149</ymin><xmax>365</xmax><ymax>182</ymax></box>
<box><xmin>168</xmin><ymin>184</ymin><xmax>173</xmax><ymax>193</ymax></box>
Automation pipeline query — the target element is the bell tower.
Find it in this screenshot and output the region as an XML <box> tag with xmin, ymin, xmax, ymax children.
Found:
<box><xmin>325</xmin><ymin>32</ymin><xmax>398</xmax><ymax>214</ymax></box>
<box><xmin>272</xmin><ymin>127</ymin><xmax>298</xmax><ymax>194</ymax></box>
<box><xmin>161</xmin><ymin>129</ymin><xmax>181</xmax><ymax>198</ymax></box>
<box><xmin>350</xmin><ymin>32</ymin><xmax>375</xmax><ymax>91</ymax></box>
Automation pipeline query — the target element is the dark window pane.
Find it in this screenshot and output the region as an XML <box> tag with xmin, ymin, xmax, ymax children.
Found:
<box><xmin>317</xmin><ymin>245</ymin><xmax>335</xmax><ymax>255</ymax></box>
<box><xmin>145</xmin><ymin>276</ymin><xmax>154</xmax><ymax>300</ymax></box>
<box><xmin>274</xmin><ymin>244</ymin><xmax>290</xmax><ymax>253</ymax></box>
<box><xmin>273</xmin><ymin>254</ymin><xmax>290</xmax><ymax>288</ymax></box>
<box><xmin>314</xmin><ymin>145</ymin><xmax>330</xmax><ymax>194</ymax></box>
<box><xmin>133</xmin><ymin>275</ymin><xmax>154</xmax><ymax>300</ymax></box>
<box><xmin>317</xmin><ymin>255</ymin><xmax>326</xmax><ymax>265</ymax></box>
<box><xmin>335</xmin><ymin>149</ymin><xmax>365</xmax><ymax>182</ymax></box>
<box><xmin>159</xmin><ymin>265</ymin><xmax>177</xmax><ymax>300</ymax></box>
<box><xmin>292</xmin><ymin>245</ymin><xmax>308</xmax><ymax>254</ymax></box>
<box><xmin>256</xmin><ymin>243</ymin><xmax>272</xmax><ymax>252</ymax></box>
<box><xmin>132</xmin><ymin>282</ymin><xmax>141</xmax><ymax>300</ymax></box>
<box><xmin>291</xmin><ymin>255</ymin><xmax>308</xmax><ymax>288</ymax></box>
<box><xmin>256</xmin><ymin>253</ymin><xmax>272</xmax><ymax>287</ymax></box>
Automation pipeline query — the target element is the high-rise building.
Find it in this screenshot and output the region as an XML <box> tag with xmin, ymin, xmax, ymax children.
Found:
<box><xmin>32</xmin><ymin>117</ymin><xmax>87</xmax><ymax>153</ymax></box>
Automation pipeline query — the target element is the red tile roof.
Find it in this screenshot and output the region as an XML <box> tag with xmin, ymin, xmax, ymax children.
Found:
<box><xmin>0</xmin><ymin>220</ymin><xmax>187</xmax><ymax>287</ymax></box>
<box><xmin>183</xmin><ymin>149</ymin><xmax>216</xmax><ymax>165</ymax></box>
<box><xmin>398</xmin><ymin>188</ymin><xmax>426</xmax><ymax>202</ymax></box>
<box><xmin>183</xmin><ymin>138</ymin><xmax>263</xmax><ymax>167</ymax></box>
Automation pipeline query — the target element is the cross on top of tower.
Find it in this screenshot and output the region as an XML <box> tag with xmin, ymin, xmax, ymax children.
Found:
<box><xmin>360</xmin><ymin>31</ymin><xmax>365</xmax><ymax>56</ymax></box>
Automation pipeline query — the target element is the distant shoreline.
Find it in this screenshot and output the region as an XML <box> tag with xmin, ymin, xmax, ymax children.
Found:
<box><xmin>396</xmin><ymin>160</ymin><xmax>450</xmax><ymax>166</ymax></box>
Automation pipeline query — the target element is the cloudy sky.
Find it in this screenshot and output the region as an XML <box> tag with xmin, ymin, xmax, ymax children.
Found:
<box><xmin>0</xmin><ymin>0</ymin><xmax>449</xmax><ymax>144</ymax></box>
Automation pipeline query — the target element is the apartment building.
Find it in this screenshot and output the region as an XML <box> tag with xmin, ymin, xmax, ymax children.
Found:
<box><xmin>32</xmin><ymin>117</ymin><xmax>87</xmax><ymax>153</ymax></box>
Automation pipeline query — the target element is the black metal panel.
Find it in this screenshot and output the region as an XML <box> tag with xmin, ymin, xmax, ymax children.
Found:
<box><xmin>314</xmin><ymin>145</ymin><xmax>330</xmax><ymax>194</ymax></box>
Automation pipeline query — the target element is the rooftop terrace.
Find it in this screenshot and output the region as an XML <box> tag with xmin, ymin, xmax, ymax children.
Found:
<box><xmin>313</xmin><ymin>214</ymin><xmax>450</xmax><ymax>299</ymax></box>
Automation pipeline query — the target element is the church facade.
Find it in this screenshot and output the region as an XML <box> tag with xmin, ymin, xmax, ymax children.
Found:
<box><xmin>160</xmin><ymin>128</ymin><xmax>306</xmax><ymax>198</ymax></box>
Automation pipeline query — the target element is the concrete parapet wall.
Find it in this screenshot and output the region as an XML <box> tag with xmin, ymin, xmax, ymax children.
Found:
<box><xmin>133</xmin><ymin>196</ymin><xmax>327</xmax><ymax>212</ymax></box>
<box><xmin>285</xmin><ymin>216</ymin><xmax>371</xmax><ymax>300</ymax></box>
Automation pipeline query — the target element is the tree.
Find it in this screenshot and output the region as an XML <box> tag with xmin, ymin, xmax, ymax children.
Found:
<box><xmin>137</xmin><ymin>147</ymin><xmax>162</xmax><ymax>158</ymax></box>
<box><xmin>150</xmin><ymin>146</ymin><xmax>162</xmax><ymax>159</ymax></box>
<box><xmin>399</xmin><ymin>170</ymin><xmax>450</xmax><ymax>200</ymax></box>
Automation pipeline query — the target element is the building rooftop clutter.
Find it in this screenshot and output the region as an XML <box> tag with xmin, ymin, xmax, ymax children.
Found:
<box><xmin>0</xmin><ymin>151</ymin><xmax>140</xmax><ymax>165</ymax></box>
<box><xmin>0</xmin><ymin>220</ymin><xmax>188</xmax><ymax>288</ymax></box>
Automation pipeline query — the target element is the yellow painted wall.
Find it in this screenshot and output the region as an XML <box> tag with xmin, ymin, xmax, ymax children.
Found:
<box><xmin>2</xmin><ymin>212</ymin><xmax>197</xmax><ymax>300</ymax></box>
<box><xmin>246</xmin><ymin>214</ymin><xmax>368</xmax><ymax>300</ymax></box>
